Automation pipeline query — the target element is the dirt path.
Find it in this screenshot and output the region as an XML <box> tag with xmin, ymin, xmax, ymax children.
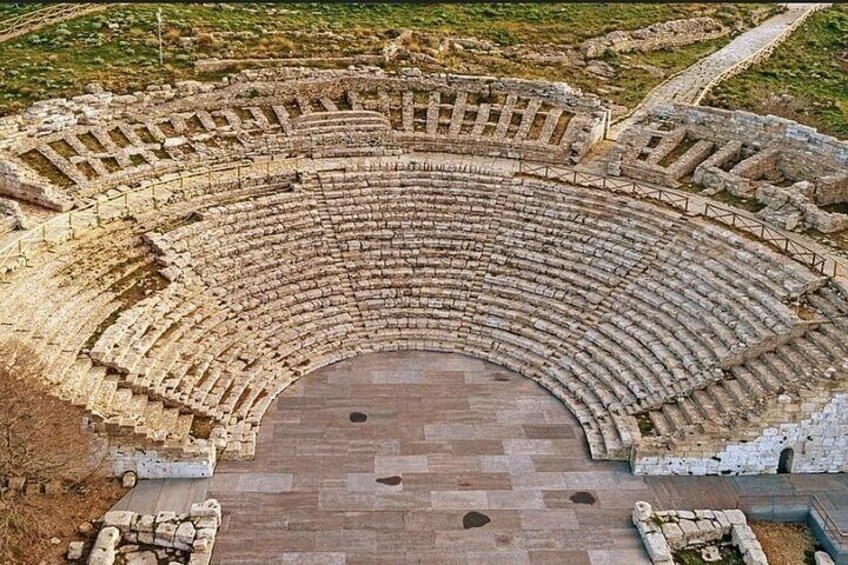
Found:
<box><xmin>609</xmin><ymin>3</ymin><xmax>829</xmax><ymax>139</ymax></box>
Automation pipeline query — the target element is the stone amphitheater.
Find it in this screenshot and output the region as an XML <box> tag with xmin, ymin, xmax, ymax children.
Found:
<box><xmin>1</xmin><ymin>60</ymin><xmax>847</xmax><ymax>563</ymax></box>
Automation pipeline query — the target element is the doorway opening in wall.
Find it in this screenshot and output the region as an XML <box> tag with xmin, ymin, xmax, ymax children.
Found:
<box><xmin>778</xmin><ymin>448</ymin><xmax>794</xmax><ymax>474</ymax></box>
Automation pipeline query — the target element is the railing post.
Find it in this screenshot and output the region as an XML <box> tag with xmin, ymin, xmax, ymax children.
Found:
<box><xmin>68</xmin><ymin>212</ymin><xmax>74</xmax><ymax>239</ymax></box>
<box><xmin>152</xmin><ymin>183</ymin><xmax>158</xmax><ymax>210</ymax></box>
<box><xmin>41</xmin><ymin>224</ymin><xmax>46</xmax><ymax>242</ymax></box>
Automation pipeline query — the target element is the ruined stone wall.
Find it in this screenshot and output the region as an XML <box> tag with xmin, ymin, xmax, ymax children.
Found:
<box><xmin>0</xmin><ymin>68</ymin><xmax>607</xmax><ymax>209</ymax></box>
<box><xmin>581</xmin><ymin>17</ymin><xmax>728</xmax><ymax>58</ymax></box>
<box><xmin>0</xmin><ymin>196</ymin><xmax>25</xmax><ymax>233</ymax></box>
<box><xmin>633</xmin><ymin>391</ymin><xmax>848</xmax><ymax>476</ymax></box>
<box><xmin>654</xmin><ymin>104</ymin><xmax>848</xmax><ymax>205</ymax></box>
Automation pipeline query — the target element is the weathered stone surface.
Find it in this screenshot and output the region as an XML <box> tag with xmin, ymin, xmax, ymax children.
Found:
<box><xmin>582</xmin><ymin>17</ymin><xmax>727</xmax><ymax>58</ymax></box>
<box><xmin>67</xmin><ymin>541</ymin><xmax>85</xmax><ymax>561</ymax></box>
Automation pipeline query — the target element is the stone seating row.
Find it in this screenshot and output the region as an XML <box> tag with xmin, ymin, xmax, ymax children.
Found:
<box><xmin>74</xmin><ymin>164</ymin><xmax>818</xmax><ymax>461</ymax></box>
<box><xmin>5</xmin><ymin>154</ymin><xmax>834</xmax><ymax>466</ymax></box>
<box><xmin>0</xmin><ymin>177</ymin><xmax>301</xmax><ymax>466</ymax></box>
<box><xmin>0</xmin><ymin>223</ymin><xmax>207</xmax><ymax>461</ymax></box>
<box><xmin>639</xmin><ymin>282</ymin><xmax>848</xmax><ymax>442</ymax></box>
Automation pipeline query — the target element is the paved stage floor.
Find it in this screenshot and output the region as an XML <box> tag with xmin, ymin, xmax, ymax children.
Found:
<box><xmin>208</xmin><ymin>351</ymin><xmax>653</xmax><ymax>564</ymax></box>
<box><xmin>113</xmin><ymin>351</ymin><xmax>848</xmax><ymax>564</ymax></box>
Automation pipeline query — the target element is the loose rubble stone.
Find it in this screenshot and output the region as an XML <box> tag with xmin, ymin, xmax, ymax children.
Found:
<box><xmin>67</xmin><ymin>541</ymin><xmax>85</xmax><ymax>560</ymax></box>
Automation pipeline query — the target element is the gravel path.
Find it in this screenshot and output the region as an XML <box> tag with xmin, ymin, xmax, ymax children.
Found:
<box><xmin>610</xmin><ymin>4</ymin><xmax>828</xmax><ymax>139</ymax></box>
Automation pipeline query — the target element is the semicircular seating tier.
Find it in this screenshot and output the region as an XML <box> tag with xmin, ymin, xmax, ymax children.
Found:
<box><xmin>4</xmin><ymin>153</ymin><xmax>846</xmax><ymax>476</ymax></box>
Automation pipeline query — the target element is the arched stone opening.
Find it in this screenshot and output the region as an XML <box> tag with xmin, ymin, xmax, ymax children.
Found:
<box><xmin>778</xmin><ymin>447</ymin><xmax>794</xmax><ymax>474</ymax></box>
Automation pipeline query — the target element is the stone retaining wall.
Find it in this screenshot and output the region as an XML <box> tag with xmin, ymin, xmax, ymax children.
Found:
<box><xmin>633</xmin><ymin>391</ymin><xmax>848</xmax><ymax>476</ymax></box>
<box><xmin>581</xmin><ymin>17</ymin><xmax>728</xmax><ymax>58</ymax></box>
<box><xmin>632</xmin><ymin>501</ymin><xmax>767</xmax><ymax>565</ymax></box>
<box><xmin>75</xmin><ymin>499</ymin><xmax>221</xmax><ymax>565</ymax></box>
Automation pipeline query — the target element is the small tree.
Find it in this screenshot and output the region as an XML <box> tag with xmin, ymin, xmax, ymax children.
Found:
<box><xmin>0</xmin><ymin>340</ymin><xmax>98</xmax><ymax>483</ymax></box>
<box><xmin>0</xmin><ymin>339</ymin><xmax>105</xmax><ymax>563</ymax></box>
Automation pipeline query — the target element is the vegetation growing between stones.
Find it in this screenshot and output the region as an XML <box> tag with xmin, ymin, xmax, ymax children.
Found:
<box><xmin>707</xmin><ymin>4</ymin><xmax>848</xmax><ymax>139</ymax></box>
<box><xmin>636</xmin><ymin>412</ymin><xmax>656</xmax><ymax>436</ymax></box>
<box><xmin>0</xmin><ymin>3</ymin><xmax>775</xmax><ymax>115</ymax></box>
<box><xmin>675</xmin><ymin>546</ymin><xmax>745</xmax><ymax>565</ymax></box>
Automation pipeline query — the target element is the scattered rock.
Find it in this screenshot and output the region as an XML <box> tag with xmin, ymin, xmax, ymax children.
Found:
<box><xmin>349</xmin><ymin>412</ymin><xmax>367</xmax><ymax>423</ymax></box>
<box><xmin>67</xmin><ymin>541</ymin><xmax>84</xmax><ymax>560</ymax></box>
<box><xmin>586</xmin><ymin>60</ymin><xmax>616</xmax><ymax>79</ymax></box>
<box><xmin>122</xmin><ymin>470</ymin><xmax>138</xmax><ymax>488</ymax></box>
<box><xmin>701</xmin><ymin>545</ymin><xmax>722</xmax><ymax>562</ymax></box>
<box><xmin>815</xmin><ymin>551</ymin><xmax>835</xmax><ymax>565</ymax></box>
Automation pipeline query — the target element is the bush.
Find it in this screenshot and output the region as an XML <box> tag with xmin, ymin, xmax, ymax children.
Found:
<box><xmin>0</xmin><ymin>339</ymin><xmax>106</xmax><ymax>563</ymax></box>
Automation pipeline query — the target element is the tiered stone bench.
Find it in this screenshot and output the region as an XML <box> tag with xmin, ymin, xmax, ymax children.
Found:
<box><xmin>2</xmin><ymin>152</ymin><xmax>825</xmax><ymax>471</ymax></box>
<box><xmin>1</xmin><ymin>71</ymin><xmax>848</xmax><ymax>478</ymax></box>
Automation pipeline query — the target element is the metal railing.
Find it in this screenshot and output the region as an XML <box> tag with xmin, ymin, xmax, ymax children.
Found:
<box><xmin>703</xmin><ymin>203</ymin><xmax>846</xmax><ymax>278</ymax></box>
<box><xmin>518</xmin><ymin>162</ymin><xmax>692</xmax><ymax>213</ymax></box>
<box><xmin>3</xmin><ymin>155</ymin><xmax>848</xmax><ymax>285</ymax></box>
<box><xmin>811</xmin><ymin>494</ymin><xmax>848</xmax><ymax>552</ymax></box>
<box><xmin>518</xmin><ymin>160</ymin><xmax>848</xmax><ymax>280</ymax></box>
<box><xmin>0</xmin><ymin>158</ymin><xmax>294</xmax><ymax>276</ymax></box>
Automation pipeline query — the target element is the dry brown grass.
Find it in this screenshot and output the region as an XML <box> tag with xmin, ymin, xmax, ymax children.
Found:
<box><xmin>0</xmin><ymin>339</ymin><xmax>124</xmax><ymax>564</ymax></box>
<box><xmin>750</xmin><ymin>521</ymin><xmax>820</xmax><ymax>565</ymax></box>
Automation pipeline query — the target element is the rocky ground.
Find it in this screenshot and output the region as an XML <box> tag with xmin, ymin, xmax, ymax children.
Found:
<box><xmin>1</xmin><ymin>478</ymin><xmax>127</xmax><ymax>565</ymax></box>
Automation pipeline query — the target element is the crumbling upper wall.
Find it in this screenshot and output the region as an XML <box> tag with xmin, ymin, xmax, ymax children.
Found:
<box><xmin>654</xmin><ymin>104</ymin><xmax>848</xmax><ymax>205</ymax></box>
<box><xmin>0</xmin><ymin>67</ymin><xmax>607</xmax><ymax>209</ymax></box>
<box><xmin>581</xmin><ymin>17</ymin><xmax>728</xmax><ymax>58</ymax></box>
<box><xmin>609</xmin><ymin>103</ymin><xmax>848</xmax><ymax>232</ymax></box>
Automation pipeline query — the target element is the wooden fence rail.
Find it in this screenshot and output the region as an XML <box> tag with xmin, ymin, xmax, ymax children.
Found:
<box><xmin>0</xmin><ymin>4</ymin><xmax>108</xmax><ymax>44</ymax></box>
<box><xmin>2</xmin><ymin>157</ymin><xmax>847</xmax><ymax>284</ymax></box>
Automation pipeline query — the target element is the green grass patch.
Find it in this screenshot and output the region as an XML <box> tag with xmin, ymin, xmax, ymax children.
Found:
<box><xmin>0</xmin><ymin>3</ymin><xmax>775</xmax><ymax>115</ymax></box>
<box><xmin>675</xmin><ymin>546</ymin><xmax>745</xmax><ymax>565</ymax></box>
<box><xmin>709</xmin><ymin>189</ymin><xmax>766</xmax><ymax>213</ymax></box>
<box><xmin>636</xmin><ymin>412</ymin><xmax>656</xmax><ymax>436</ymax></box>
<box><xmin>0</xmin><ymin>3</ymin><xmax>44</xmax><ymax>21</ymax></box>
<box><xmin>707</xmin><ymin>5</ymin><xmax>848</xmax><ymax>139</ymax></box>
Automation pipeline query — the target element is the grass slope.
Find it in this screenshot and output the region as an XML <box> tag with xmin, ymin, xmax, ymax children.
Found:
<box><xmin>707</xmin><ymin>5</ymin><xmax>848</xmax><ymax>140</ymax></box>
<box><xmin>0</xmin><ymin>3</ymin><xmax>773</xmax><ymax>115</ymax></box>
